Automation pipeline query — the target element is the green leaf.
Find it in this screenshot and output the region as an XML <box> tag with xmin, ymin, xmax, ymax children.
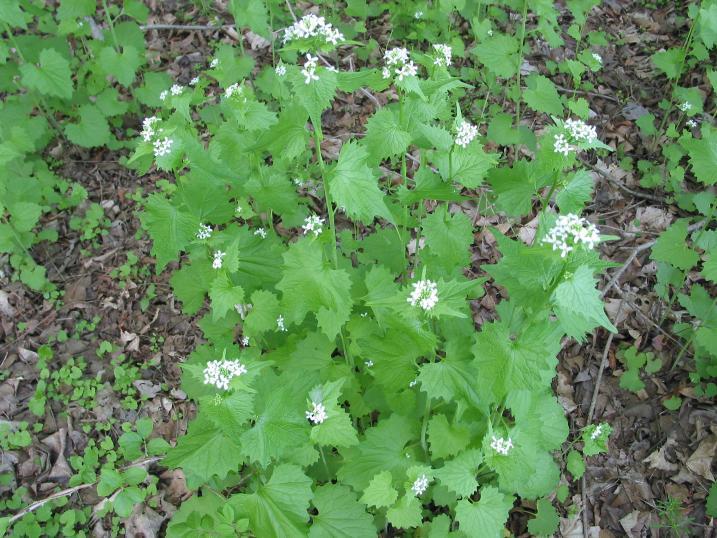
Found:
<box><xmin>523</xmin><ymin>75</ymin><xmax>563</xmax><ymax>116</ymax></box>
<box><xmin>685</xmin><ymin>125</ymin><xmax>717</xmax><ymax>185</ymax></box>
<box><xmin>702</xmin><ymin>249</ymin><xmax>717</xmax><ymax>283</ymax></box>
<box><xmin>99</xmin><ymin>45</ymin><xmax>143</xmax><ymax>86</ymax></box>
<box><xmin>556</xmin><ymin>170</ymin><xmax>594</xmax><ymax>214</ymax></box>
<box><xmin>434</xmin><ymin>449</ymin><xmax>482</xmax><ymax>498</ymax></box>
<box><xmin>209</xmin><ymin>274</ymin><xmax>245</xmax><ymax>321</ymax></box>
<box><xmin>329</xmin><ymin>141</ymin><xmax>393</xmax><ymax>225</ymax></box>
<box><xmin>244</xmin><ymin>289</ymin><xmax>281</xmax><ymax>337</ymax></box>
<box><xmin>473</xmin><ymin>35</ymin><xmax>520</xmax><ymax>78</ymax></box>
<box><xmin>65</xmin><ymin>105</ymin><xmax>111</xmax><ymax>148</ymax></box>
<box><xmin>308</xmin><ymin>379</ymin><xmax>359</xmax><ymax>448</ymax></box>
<box><xmin>277</xmin><ymin>239</ymin><xmax>353</xmax><ymax>340</ymax></box>
<box><xmin>455</xmin><ymin>487</ymin><xmax>514</xmax><ymax>537</ymax></box>
<box><xmin>170</xmin><ymin>259</ymin><xmax>213</xmax><ymax>315</ymax></box>
<box><xmin>421</xmin><ymin>205</ymin><xmax>474</xmax><ymax>277</ymax></box>
<box><xmin>230</xmin><ymin>0</ymin><xmax>270</xmax><ymax>37</ymax></box>
<box><xmin>113</xmin><ymin>486</ymin><xmax>144</xmax><ymax>518</ymax></box>
<box><xmin>706</xmin><ymin>481</ymin><xmax>717</xmax><ymax>518</ymax></box>
<box><xmin>652</xmin><ymin>48</ymin><xmax>684</xmax><ymax>79</ymax></box>
<box><xmin>582</xmin><ymin>422</ymin><xmax>612</xmax><ymax>456</ymax></box>
<box><xmin>527</xmin><ymin>498</ymin><xmax>560</xmax><ymax>537</ymax></box>
<box><xmin>699</xmin><ymin>3</ymin><xmax>717</xmax><ymax>49</ymax></box>
<box><xmin>231</xmin><ymin>464</ymin><xmax>313</xmax><ymax>538</ymax></box>
<box><xmin>552</xmin><ymin>265</ymin><xmax>617</xmax><ymax>341</ymax></box>
<box><xmin>290</xmin><ymin>69</ymin><xmax>337</xmax><ymax>126</ymax></box>
<box><xmin>428</xmin><ymin>414</ymin><xmax>470</xmax><ymax>459</ymax></box>
<box><xmin>363</xmin><ymin>108</ymin><xmax>411</xmax><ymax>162</ymax></box>
<box><xmin>141</xmin><ymin>195</ymin><xmax>197</xmax><ymax>272</ymax></box>
<box><xmin>360</xmin><ymin>470</ymin><xmax>398</xmax><ymax>508</ymax></box>
<box><xmin>650</xmin><ymin>219</ymin><xmax>699</xmax><ymax>270</ymax></box>
<box><xmin>310</xmin><ymin>484</ymin><xmax>375</xmax><ymax>538</ymax></box>
<box><xmin>10</xmin><ymin>202</ymin><xmax>42</xmax><ymax>232</ymax></box>
<box><xmin>486</xmin><ymin>160</ymin><xmax>544</xmax><ymax>217</ymax></box>
<box><xmin>20</xmin><ymin>49</ymin><xmax>73</xmax><ymax>99</ymax></box>
<box><xmin>97</xmin><ymin>468</ymin><xmax>123</xmax><ymax>496</ymax></box>
<box><xmin>0</xmin><ymin>1</ymin><xmax>26</xmax><ymax>29</ymax></box>
<box><xmin>566</xmin><ymin>449</ymin><xmax>585</xmax><ymax>479</ymax></box>
<box><xmin>386</xmin><ymin>494</ymin><xmax>423</xmax><ymax>529</ymax></box>
<box><xmin>437</xmin><ymin>144</ymin><xmax>498</xmax><ymax>188</ymax></box>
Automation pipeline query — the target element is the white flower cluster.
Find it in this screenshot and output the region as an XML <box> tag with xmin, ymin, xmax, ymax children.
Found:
<box><xmin>196</xmin><ymin>223</ymin><xmax>212</xmax><ymax>240</ymax></box>
<box><xmin>412</xmin><ymin>474</ymin><xmax>429</xmax><ymax>496</ymax></box>
<box><xmin>553</xmin><ymin>118</ymin><xmax>598</xmax><ymax>156</ymax></box>
<box><xmin>212</xmin><ymin>250</ymin><xmax>226</xmax><ymax>269</ymax></box>
<box><xmin>542</xmin><ymin>213</ymin><xmax>601</xmax><ymax>258</ymax></box>
<box><xmin>203</xmin><ymin>359</ymin><xmax>247</xmax><ymax>390</ymax></box>
<box><xmin>189</xmin><ymin>76</ymin><xmax>200</xmax><ymax>86</ymax></box>
<box><xmin>490</xmin><ymin>435</ymin><xmax>513</xmax><ymax>456</ymax></box>
<box><xmin>153</xmin><ymin>137</ymin><xmax>173</xmax><ymax>158</ymax></box>
<box><xmin>210</xmin><ymin>58</ymin><xmax>219</xmax><ymax>68</ymax></box>
<box><xmin>364</xmin><ymin>359</ymin><xmax>374</xmax><ymax>368</ymax></box>
<box><xmin>679</xmin><ymin>101</ymin><xmax>692</xmax><ymax>112</ymax></box>
<box><xmin>283</xmin><ymin>13</ymin><xmax>344</xmax><ymax>46</ymax></box>
<box><xmin>301</xmin><ymin>53</ymin><xmax>320</xmax><ymax>84</ymax></box>
<box><xmin>590</xmin><ymin>423</ymin><xmax>603</xmax><ymax>440</ymax></box>
<box><xmin>275</xmin><ymin>63</ymin><xmax>287</xmax><ymax>76</ymax></box>
<box><xmin>455</xmin><ymin>120</ymin><xmax>478</xmax><ymax>148</ymax></box>
<box><xmin>407</xmin><ymin>279</ymin><xmax>439</xmax><ymax>311</ymax></box>
<box><xmin>433</xmin><ymin>44</ymin><xmax>452</xmax><ymax>67</ymax></box>
<box><xmin>141</xmin><ymin>116</ymin><xmax>160</xmax><ymax>142</ymax></box>
<box><xmin>414</xmin><ymin>10</ymin><xmax>424</xmax><ymax>19</ymax></box>
<box><xmin>306</xmin><ymin>401</ymin><xmax>327</xmax><ymax>424</ymax></box>
<box><xmin>241</xmin><ymin>335</ymin><xmax>250</xmax><ymax>346</ymax></box>
<box><xmin>170</xmin><ymin>84</ymin><xmax>184</xmax><ymax>96</ymax></box>
<box><xmin>254</xmin><ymin>227</ymin><xmax>267</xmax><ymax>239</ymax></box>
<box><xmin>302</xmin><ymin>214</ymin><xmax>325</xmax><ymax>236</ymax></box>
<box><xmin>592</xmin><ymin>52</ymin><xmax>602</xmax><ymax>65</ymax></box>
<box><xmin>382</xmin><ymin>47</ymin><xmax>418</xmax><ymax>81</ymax></box>
<box><xmin>225</xmin><ymin>83</ymin><xmax>245</xmax><ymax>99</ymax></box>
<box><xmin>276</xmin><ymin>314</ymin><xmax>287</xmax><ymax>332</ymax></box>
<box><xmin>686</xmin><ymin>119</ymin><xmax>698</xmax><ymax>128</ymax></box>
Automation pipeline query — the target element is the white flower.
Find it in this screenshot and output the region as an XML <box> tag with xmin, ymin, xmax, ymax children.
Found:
<box><xmin>433</xmin><ymin>44</ymin><xmax>452</xmax><ymax>67</ymax></box>
<box><xmin>254</xmin><ymin>227</ymin><xmax>267</xmax><ymax>239</ymax></box>
<box><xmin>409</xmin><ymin>379</ymin><xmax>417</xmax><ymax>387</ymax></box>
<box><xmin>384</xmin><ymin>47</ymin><xmax>410</xmax><ymax>66</ymax></box>
<box><xmin>490</xmin><ymin>435</ymin><xmax>513</xmax><ymax>456</ymax></box>
<box><xmin>553</xmin><ymin>133</ymin><xmax>573</xmax><ymax>156</ymax></box>
<box><xmin>564</xmin><ymin>118</ymin><xmax>598</xmax><ymax>144</ymax></box>
<box><xmin>159</xmin><ymin>90</ymin><xmax>168</xmax><ymax>101</ymax></box>
<box><xmin>408</xmin><ymin>279</ymin><xmax>439</xmax><ymax>311</ymax></box>
<box><xmin>364</xmin><ymin>359</ymin><xmax>374</xmax><ymax>367</ymax></box>
<box><xmin>411</xmin><ymin>474</ymin><xmax>429</xmax><ymax>496</ymax></box>
<box><xmin>306</xmin><ymin>401</ymin><xmax>328</xmax><ymax>424</ymax></box>
<box><xmin>210</xmin><ymin>58</ymin><xmax>219</xmax><ymax>68</ymax></box>
<box><xmin>301</xmin><ymin>53</ymin><xmax>320</xmax><ymax>84</ymax></box>
<box><xmin>203</xmin><ymin>359</ymin><xmax>247</xmax><ymax>390</ymax></box>
<box><xmin>382</xmin><ymin>66</ymin><xmax>391</xmax><ymax>79</ymax></box>
<box><xmin>241</xmin><ymin>336</ymin><xmax>250</xmax><ymax>346</ymax></box>
<box><xmin>591</xmin><ymin>52</ymin><xmax>602</xmax><ymax>65</ymax></box>
<box><xmin>591</xmin><ymin>424</ymin><xmax>603</xmax><ymax>440</ymax></box>
<box><xmin>275</xmin><ymin>63</ymin><xmax>287</xmax><ymax>76</ymax></box>
<box><xmin>189</xmin><ymin>76</ymin><xmax>200</xmax><ymax>86</ymax></box>
<box><xmin>414</xmin><ymin>10</ymin><xmax>424</xmax><ymax>19</ymax></box>
<box><xmin>455</xmin><ymin>120</ymin><xmax>478</xmax><ymax>148</ymax></box>
<box><xmin>153</xmin><ymin>137</ymin><xmax>173</xmax><ymax>158</ymax></box>
<box><xmin>487</xmin><ymin>29</ymin><xmax>493</xmax><ymax>36</ymax></box>
<box><xmin>542</xmin><ymin>213</ymin><xmax>601</xmax><ymax>258</ymax></box>
<box><xmin>382</xmin><ymin>47</ymin><xmax>419</xmax><ymax>82</ymax></box>
<box><xmin>225</xmin><ymin>83</ymin><xmax>244</xmax><ymax>99</ymax></box>
<box><xmin>678</xmin><ymin>101</ymin><xmax>692</xmax><ymax>112</ymax></box>
<box><xmin>283</xmin><ymin>13</ymin><xmax>344</xmax><ymax>46</ymax></box>
<box><xmin>141</xmin><ymin>116</ymin><xmax>160</xmax><ymax>142</ymax></box>
<box><xmin>212</xmin><ymin>250</ymin><xmax>226</xmax><ymax>269</ymax></box>
<box><xmin>196</xmin><ymin>223</ymin><xmax>212</xmax><ymax>240</ymax></box>
<box><xmin>170</xmin><ymin>84</ymin><xmax>184</xmax><ymax>96</ymax></box>
<box><xmin>276</xmin><ymin>314</ymin><xmax>287</xmax><ymax>332</ymax></box>
<box><xmin>302</xmin><ymin>214</ymin><xmax>325</xmax><ymax>236</ymax></box>
<box><xmin>686</xmin><ymin>119</ymin><xmax>698</xmax><ymax>128</ymax></box>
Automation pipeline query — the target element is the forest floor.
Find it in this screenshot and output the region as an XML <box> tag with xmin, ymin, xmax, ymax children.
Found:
<box><xmin>1</xmin><ymin>0</ymin><xmax>715</xmax><ymax>536</ymax></box>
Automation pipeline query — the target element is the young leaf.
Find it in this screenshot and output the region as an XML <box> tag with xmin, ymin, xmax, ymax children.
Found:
<box><xmin>309</xmin><ymin>484</ymin><xmax>375</xmax><ymax>538</ymax></box>
<box><xmin>209</xmin><ymin>274</ymin><xmax>245</xmax><ymax>321</ymax></box>
<box><xmin>434</xmin><ymin>449</ymin><xmax>483</xmax><ymax>498</ymax></box>
<box><xmin>527</xmin><ymin>498</ymin><xmax>560</xmax><ymax>537</ymax></box>
<box><xmin>428</xmin><ymin>414</ymin><xmax>471</xmax><ymax>459</ymax></box>
<box><xmin>566</xmin><ymin>449</ymin><xmax>585</xmax><ymax>479</ymax></box>
<box><xmin>20</xmin><ymin>49</ymin><xmax>73</xmax><ymax>99</ymax></box>
<box><xmin>455</xmin><ymin>487</ymin><xmax>514</xmax><ymax>537</ymax></box>
<box><xmin>99</xmin><ymin>45</ymin><xmax>143</xmax><ymax>86</ymax></box>
<box><xmin>650</xmin><ymin>219</ymin><xmax>699</xmax><ymax>270</ymax></box>
<box><xmin>386</xmin><ymin>494</ymin><xmax>423</xmax><ymax>529</ymax></box>
<box><xmin>141</xmin><ymin>195</ymin><xmax>197</xmax><ymax>272</ymax></box>
<box><xmin>65</xmin><ymin>105</ymin><xmax>111</xmax><ymax>148</ymax></box>
<box><xmin>472</xmin><ymin>35</ymin><xmax>520</xmax><ymax>78</ymax></box>
<box><xmin>523</xmin><ymin>74</ymin><xmax>563</xmax><ymax>116</ymax></box>
<box><xmin>360</xmin><ymin>470</ymin><xmax>399</xmax><ymax>509</ymax></box>
<box><xmin>685</xmin><ymin>125</ymin><xmax>717</xmax><ymax>186</ymax></box>
<box><xmin>363</xmin><ymin>108</ymin><xmax>411</xmax><ymax>162</ymax></box>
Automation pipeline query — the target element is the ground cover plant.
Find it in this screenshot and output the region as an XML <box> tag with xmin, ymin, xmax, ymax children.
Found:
<box><xmin>1</xmin><ymin>0</ymin><xmax>716</xmax><ymax>536</ymax></box>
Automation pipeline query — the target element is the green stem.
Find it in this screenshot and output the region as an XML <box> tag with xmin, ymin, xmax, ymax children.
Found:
<box><xmin>540</xmin><ymin>174</ymin><xmax>560</xmax><ymax>215</ymax></box>
<box><xmin>100</xmin><ymin>0</ymin><xmax>120</xmax><ymax>52</ymax></box>
<box><xmin>514</xmin><ymin>0</ymin><xmax>528</xmax><ymax>128</ymax></box>
<box><xmin>420</xmin><ymin>396</ymin><xmax>432</xmax><ymax>454</ymax></box>
<box><xmin>311</xmin><ymin>121</ymin><xmax>338</xmax><ymax>269</ymax></box>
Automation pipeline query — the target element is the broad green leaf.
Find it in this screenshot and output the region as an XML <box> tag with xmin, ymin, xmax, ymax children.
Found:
<box><xmin>360</xmin><ymin>470</ymin><xmax>398</xmax><ymax>508</ymax></box>
<box><xmin>455</xmin><ymin>487</ymin><xmax>514</xmax><ymax>537</ymax></box>
<box><xmin>308</xmin><ymin>379</ymin><xmax>359</xmax><ymax>448</ymax></box>
<box><xmin>702</xmin><ymin>249</ymin><xmax>717</xmax><ymax>283</ymax></box>
<box><xmin>650</xmin><ymin>219</ymin><xmax>699</xmax><ymax>270</ymax></box>
<box><xmin>386</xmin><ymin>494</ymin><xmax>423</xmax><ymax>529</ymax></box>
<box><xmin>113</xmin><ymin>487</ymin><xmax>144</xmax><ymax>518</ymax></box>
<box><xmin>699</xmin><ymin>3</ymin><xmax>717</xmax><ymax>49</ymax></box>
<box><xmin>329</xmin><ymin>141</ymin><xmax>393</xmax><ymax>224</ymax></box>
<box><xmin>10</xmin><ymin>202</ymin><xmax>42</xmax><ymax>232</ymax></box>
<box><xmin>209</xmin><ymin>273</ymin><xmax>245</xmax><ymax>321</ymax></box>
<box><xmin>243</xmin><ymin>289</ymin><xmax>281</xmax><ymax>337</ymax></box>
<box><xmin>310</xmin><ymin>484</ymin><xmax>375</xmax><ymax>538</ymax></box>
<box><xmin>170</xmin><ymin>259</ymin><xmax>213</xmax><ymax>315</ymax></box>
<box><xmin>582</xmin><ymin>422</ymin><xmax>612</xmax><ymax>456</ymax></box>
<box><xmin>230</xmin><ymin>0</ymin><xmax>270</xmax><ymax>37</ymax></box>
<box><xmin>421</xmin><ymin>205</ymin><xmax>474</xmax><ymax>277</ymax></box>
<box><xmin>428</xmin><ymin>414</ymin><xmax>470</xmax><ymax>459</ymax></box>
<box><xmin>290</xmin><ymin>68</ymin><xmax>337</xmax><ymax>126</ymax></box>
<box><xmin>141</xmin><ymin>195</ymin><xmax>197</xmax><ymax>272</ymax></box>
<box><xmin>707</xmin><ymin>481</ymin><xmax>717</xmax><ymax>518</ymax></box>
<box><xmin>523</xmin><ymin>74</ymin><xmax>563</xmax><ymax>116</ymax></box>
<box><xmin>363</xmin><ymin>108</ymin><xmax>411</xmax><ymax>162</ymax></box>
<box><xmin>486</xmin><ymin>160</ymin><xmax>545</xmax><ymax>217</ymax></box>
<box><xmin>20</xmin><ymin>49</ymin><xmax>73</xmax><ymax>99</ymax></box>
<box><xmin>556</xmin><ymin>170</ymin><xmax>594</xmax><ymax>214</ymax></box>
<box><xmin>652</xmin><ymin>48</ymin><xmax>684</xmax><ymax>79</ymax></box>
<box><xmin>437</xmin><ymin>144</ymin><xmax>498</xmax><ymax>188</ymax></box>
<box><xmin>231</xmin><ymin>464</ymin><xmax>313</xmax><ymax>538</ymax></box>
<box><xmin>472</xmin><ymin>35</ymin><xmax>520</xmax><ymax>78</ymax></box>
<box><xmin>0</xmin><ymin>1</ymin><xmax>26</xmax><ymax>28</ymax></box>
<box><xmin>527</xmin><ymin>498</ymin><xmax>560</xmax><ymax>537</ymax></box>
<box><xmin>552</xmin><ymin>265</ymin><xmax>617</xmax><ymax>341</ymax></box>
<box><xmin>566</xmin><ymin>450</ymin><xmax>585</xmax><ymax>479</ymax></box>
<box><xmin>65</xmin><ymin>105</ymin><xmax>111</xmax><ymax>148</ymax></box>
<box><xmin>99</xmin><ymin>45</ymin><xmax>143</xmax><ymax>86</ymax></box>
<box><xmin>685</xmin><ymin>125</ymin><xmax>717</xmax><ymax>185</ymax></box>
<box><xmin>434</xmin><ymin>449</ymin><xmax>482</xmax><ymax>497</ymax></box>
<box><xmin>97</xmin><ymin>468</ymin><xmax>123</xmax><ymax>496</ymax></box>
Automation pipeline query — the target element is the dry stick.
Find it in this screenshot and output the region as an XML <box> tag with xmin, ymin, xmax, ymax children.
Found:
<box><xmin>584</xmin><ymin>160</ymin><xmax>664</xmax><ymax>203</ymax></box>
<box><xmin>554</xmin><ymin>83</ymin><xmax>621</xmax><ymax>104</ymax></box>
<box><xmin>140</xmin><ymin>23</ymin><xmax>231</xmax><ymax>31</ymax></box>
<box><xmin>8</xmin><ymin>456</ymin><xmax>163</xmax><ymax>525</ymax></box>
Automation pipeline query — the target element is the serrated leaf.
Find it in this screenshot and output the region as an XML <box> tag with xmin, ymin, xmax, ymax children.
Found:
<box><xmin>0</xmin><ymin>1</ymin><xmax>27</xmax><ymax>28</ymax></box>
<box><xmin>706</xmin><ymin>481</ymin><xmax>717</xmax><ymax>518</ymax></box>
<box><xmin>523</xmin><ymin>74</ymin><xmax>563</xmax><ymax>116</ymax></box>
<box><xmin>582</xmin><ymin>422</ymin><xmax>612</xmax><ymax>456</ymax></box>
<box><xmin>363</xmin><ymin>108</ymin><xmax>411</xmax><ymax>162</ymax></box>
<box><xmin>65</xmin><ymin>105</ymin><xmax>111</xmax><ymax>148</ymax></box>
<box><xmin>310</xmin><ymin>484</ymin><xmax>375</xmax><ymax>538</ymax></box>
<box><xmin>652</xmin><ymin>48</ymin><xmax>684</xmax><ymax>79</ymax></box>
<box><xmin>650</xmin><ymin>219</ymin><xmax>699</xmax><ymax>270</ymax></box>
<box><xmin>527</xmin><ymin>498</ymin><xmax>559</xmax><ymax>537</ymax></box>
<box><xmin>685</xmin><ymin>125</ymin><xmax>717</xmax><ymax>185</ymax></box>
<box><xmin>308</xmin><ymin>379</ymin><xmax>358</xmax><ymax>448</ymax></box>
<box><xmin>386</xmin><ymin>494</ymin><xmax>423</xmax><ymax>529</ymax></box>
<box><xmin>230</xmin><ymin>0</ymin><xmax>270</xmax><ymax>37</ymax></box>
<box><xmin>428</xmin><ymin>414</ymin><xmax>471</xmax><ymax>459</ymax></box>
<box><xmin>141</xmin><ymin>195</ymin><xmax>197</xmax><ymax>272</ymax></box>
<box><xmin>556</xmin><ymin>170</ymin><xmax>594</xmax><ymax>214</ymax></box>
<box><xmin>209</xmin><ymin>274</ymin><xmax>245</xmax><ymax>321</ymax></box>
<box><xmin>434</xmin><ymin>449</ymin><xmax>482</xmax><ymax>497</ymax></box>
<box><xmin>244</xmin><ymin>289</ymin><xmax>281</xmax><ymax>337</ymax></box>
<box><xmin>473</xmin><ymin>35</ymin><xmax>520</xmax><ymax>78</ymax></box>
<box><xmin>170</xmin><ymin>259</ymin><xmax>213</xmax><ymax>315</ymax></box>
<box><xmin>99</xmin><ymin>45</ymin><xmax>143</xmax><ymax>86</ymax></box>
<box><xmin>329</xmin><ymin>141</ymin><xmax>393</xmax><ymax>224</ymax></box>
<box><xmin>20</xmin><ymin>49</ymin><xmax>73</xmax><ymax>99</ymax></box>
<box><xmin>360</xmin><ymin>470</ymin><xmax>398</xmax><ymax>508</ymax></box>
<box><xmin>702</xmin><ymin>249</ymin><xmax>717</xmax><ymax>283</ymax></box>
<box><xmin>566</xmin><ymin>449</ymin><xmax>585</xmax><ymax>479</ymax></box>
<box><xmin>437</xmin><ymin>144</ymin><xmax>498</xmax><ymax>188</ymax></box>
<box><xmin>455</xmin><ymin>487</ymin><xmax>514</xmax><ymax>537</ymax></box>
<box><xmin>290</xmin><ymin>68</ymin><xmax>337</xmax><ymax>126</ymax></box>
<box><xmin>421</xmin><ymin>205</ymin><xmax>474</xmax><ymax>277</ymax></box>
<box><xmin>699</xmin><ymin>3</ymin><xmax>717</xmax><ymax>49</ymax></box>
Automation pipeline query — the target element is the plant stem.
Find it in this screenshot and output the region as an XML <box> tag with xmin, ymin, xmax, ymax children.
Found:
<box><xmin>420</xmin><ymin>396</ymin><xmax>432</xmax><ymax>454</ymax></box>
<box><xmin>540</xmin><ymin>174</ymin><xmax>560</xmax><ymax>214</ymax></box>
<box><xmin>101</xmin><ymin>0</ymin><xmax>120</xmax><ymax>51</ymax></box>
<box><xmin>311</xmin><ymin>121</ymin><xmax>338</xmax><ymax>269</ymax></box>
<box><xmin>514</xmin><ymin>0</ymin><xmax>528</xmax><ymax>128</ymax></box>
